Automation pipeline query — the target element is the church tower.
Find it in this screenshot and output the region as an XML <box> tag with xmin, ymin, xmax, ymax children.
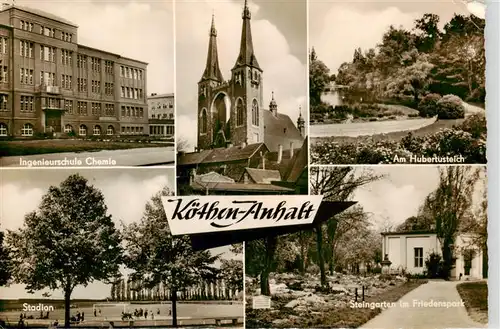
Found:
<box><xmin>229</xmin><ymin>0</ymin><xmax>264</xmax><ymax>146</ymax></box>
<box><xmin>198</xmin><ymin>15</ymin><xmax>224</xmax><ymax>150</ymax></box>
<box><xmin>297</xmin><ymin>106</ymin><xmax>305</xmax><ymax>137</ymax></box>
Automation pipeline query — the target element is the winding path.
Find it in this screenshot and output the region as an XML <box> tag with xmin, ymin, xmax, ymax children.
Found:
<box><xmin>361</xmin><ymin>281</ymin><xmax>486</xmax><ymax>329</ymax></box>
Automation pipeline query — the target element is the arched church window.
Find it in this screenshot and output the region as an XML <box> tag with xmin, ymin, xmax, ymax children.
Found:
<box><xmin>201</xmin><ymin>109</ymin><xmax>207</xmax><ymax>134</ymax></box>
<box><xmin>252</xmin><ymin>99</ymin><xmax>259</xmax><ymax>126</ymax></box>
<box><xmin>236</xmin><ymin>99</ymin><xmax>244</xmax><ymax>126</ymax></box>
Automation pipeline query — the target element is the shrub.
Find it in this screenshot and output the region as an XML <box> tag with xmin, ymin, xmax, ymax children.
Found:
<box><xmin>461</xmin><ymin>114</ymin><xmax>486</xmax><ymax>139</ymax></box>
<box><xmin>436</xmin><ymin>94</ymin><xmax>465</xmax><ymax>119</ymax></box>
<box><xmin>425</xmin><ymin>252</ymin><xmax>445</xmax><ymax>279</ymax></box>
<box><xmin>418</xmin><ymin>93</ymin><xmax>442</xmax><ymax>117</ymax></box>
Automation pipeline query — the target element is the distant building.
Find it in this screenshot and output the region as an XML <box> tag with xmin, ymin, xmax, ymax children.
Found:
<box><xmin>381</xmin><ymin>231</ymin><xmax>487</xmax><ymax>280</ymax></box>
<box><xmin>0</xmin><ymin>3</ymin><xmax>148</xmax><ymax>137</ymax></box>
<box><xmin>147</xmin><ymin>92</ymin><xmax>174</xmax><ymax>137</ymax></box>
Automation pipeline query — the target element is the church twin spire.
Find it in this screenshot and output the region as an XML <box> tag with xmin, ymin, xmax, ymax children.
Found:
<box><xmin>233</xmin><ymin>0</ymin><xmax>261</xmax><ymax>71</ymax></box>
<box><xmin>201</xmin><ymin>13</ymin><xmax>224</xmax><ymax>82</ymax></box>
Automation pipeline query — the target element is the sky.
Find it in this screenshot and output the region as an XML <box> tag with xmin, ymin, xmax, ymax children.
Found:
<box><xmin>0</xmin><ymin>168</ymin><xmax>237</xmax><ymax>300</ymax></box>
<box><xmin>176</xmin><ymin>0</ymin><xmax>307</xmax><ymax>151</ymax></box>
<box><xmin>352</xmin><ymin>165</ymin><xmax>487</xmax><ymax>232</ymax></box>
<box><xmin>11</xmin><ymin>0</ymin><xmax>174</xmax><ymax>95</ymax></box>
<box><xmin>309</xmin><ymin>0</ymin><xmax>481</xmax><ymax>74</ymax></box>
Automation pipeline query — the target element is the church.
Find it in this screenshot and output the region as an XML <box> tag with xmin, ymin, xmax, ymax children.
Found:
<box><xmin>177</xmin><ymin>0</ymin><xmax>307</xmax><ymax>195</ymax></box>
<box><xmin>194</xmin><ymin>0</ymin><xmax>305</xmax><ymax>152</ymax></box>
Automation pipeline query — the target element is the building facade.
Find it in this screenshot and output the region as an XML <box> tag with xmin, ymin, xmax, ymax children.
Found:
<box><xmin>196</xmin><ymin>0</ymin><xmax>304</xmax><ymax>152</ymax></box>
<box><xmin>0</xmin><ymin>4</ymin><xmax>148</xmax><ymax>137</ymax></box>
<box><xmin>381</xmin><ymin>231</ymin><xmax>486</xmax><ymax>280</ymax></box>
<box><xmin>147</xmin><ymin>92</ymin><xmax>174</xmax><ymax>137</ymax></box>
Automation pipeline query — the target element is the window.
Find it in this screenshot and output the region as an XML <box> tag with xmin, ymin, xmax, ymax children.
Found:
<box><xmin>105</xmin><ymin>82</ymin><xmax>114</xmax><ymax>96</ymax></box>
<box><xmin>64</xmin><ymin>124</ymin><xmax>73</xmax><ymax>133</ymax></box>
<box><xmin>251</xmin><ymin>99</ymin><xmax>259</xmax><ymax>126</ymax></box>
<box><xmin>1</xmin><ymin>37</ymin><xmax>7</xmax><ymax>54</ymax></box>
<box><xmin>120</xmin><ymin>66</ymin><xmax>124</xmax><ymax>77</ymax></box>
<box><xmin>106</xmin><ymin>125</ymin><xmax>114</xmax><ymax>135</ymax></box>
<box><xmin>40</xmin><ymin>46</ymin><xmax>56</xmax><ymax>62</ymax></box>
<box><xmin>21</xmin><ymin>123</ymin><xmax>33</xmax><ymax>136</ymax></box>
<box><xmin>91</xmin><ymin>57</ymin><xmax>101</xmax><ymax>72</ymax></box>
<box><xmin>0</xmin><ymin>94</ymin><xmax>7</xmax><ymax>110</ymax></box>
<box><xmin>77</xmin><ymin>78</ymin><xmax>87</xmax><ymax>92</ymax></box>
<box><xmin>62</xmin><ymin>75</ymin><xmax>72</xmax><ymax>89</ymax></box>
<box><xmin>236</xmin><ymin>99</ymin><xmax>244</xmax><ymax>126</ymax></box>
<box><xmin>105</xmin><ymin>104</ymin><xmax>115</xmax><ymax>116</ymax></box>
<box><xmin>120</xmin><ymin>86</ymin><xmax>125</xmax><ymax>98</ymax></box>
<box><xmin>20</xmin><ymin>96</ymin><xmax>34</xmax><ymax>112</ymax></box>
<box><xmin>91</xmin><ymin>102</ymin><xmax>101</xmax><ymax>116</ymax></box>
<box><xmin>20</xmin><ymin>20</ymin><xmax>24</xmax><ymax>30</ymax></box>
<box><xmin>20</xmin><ymin>40</ymin><xmax>33</xmax><ymax>58</ymax></box>
<box><xmin>77</xmin><ymin>101</ymin><xmax>88</xmax><ymax>115</ymax></box>
<box><xmin>77</xmin><ymin>54</ymin><xmax>87</xmax><ymax>69</ymax></box>
<box><xmin>0</xmin><ymin>66</ymin><xmax>7</xmax><ymax>83</ymax></box>
<box><xmin>105</xmin><ymin>61</ymin><xmax>114</xmax><ymax>74</ymax></box>
<box><xmin>93</xmin><ymin>125</ymin><xmax>101</xmax><ymax>135</ymax></box>
<box><xmin>414</xmin><ymin>248</ymin><xmax>424</xmax><ymax>268</ymax></box>
<box><xmin>65</xmin><ymin>100</ymin><xmax>73</xmax><ymax>114</ymax></box>
<box><xmin>0</xmin><ymin>122</ymin><xmax>7</xmax><ymax>136</ymax></box>
<box><xmin>62</xmin><ymin>50</ymin><xmax>72</xmax><ymax>65</ymax></box>
<box><xmin>79</xmin><ymin>125</ymin><xmax>87</xmax><ymax>136</ymax></box>
<box><xmin>200</xmin><ymin>108</ymin><xmax>207</xmax><ymax>134</ymax></box>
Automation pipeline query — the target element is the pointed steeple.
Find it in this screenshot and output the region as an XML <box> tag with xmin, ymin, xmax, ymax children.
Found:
<box><xmin>269</xmin><ymin>91</ymin><xmax>278</xmax><ymax>116</ymax></box>
<box><xmin>233</xmin><ymin>0</ymin><xmax>262</xmax><ymax>71</ymax></box>
<box><xmin>201</xmin><ymin>14</ymin><xmax>224</xmax><ymax>82</ymax></box>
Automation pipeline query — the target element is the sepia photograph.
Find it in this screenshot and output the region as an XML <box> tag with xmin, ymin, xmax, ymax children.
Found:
<box><xmin>175</xmin><ymin>0</ymin><xmax>308</xmax><ymax>196</ymax></box>
<box><xmin>0</xmin><ymin>168</ymin><xmax>243</xmax><ymax>328</ymax></box>
<box><xmin>246</xmin><ymin>165</ymin><xmax>487</xmax><ymax>329</ymax></box>
<box><xmin>309</xmin><ymin>0</ymin><xmax>486</xmax><ymax>165</ymax></box>
<box><xmin>0</xmin><ymin>0</ymin><xmax>175</xmax><ymax>167</ymax></box>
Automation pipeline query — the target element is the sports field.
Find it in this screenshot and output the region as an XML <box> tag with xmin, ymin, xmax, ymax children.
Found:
<box><xmin>0</xmin><ymin>301</ymin><xmax>243</xmax><ymax>327</ymax></box>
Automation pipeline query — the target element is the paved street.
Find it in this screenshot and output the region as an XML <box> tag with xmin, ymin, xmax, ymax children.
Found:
<box><xmin>362</xmin><ymin>281</ymin><xmax>486</xmax><ymax>329</ymax></box>
<box><xmin>1</xmin><ymin>147</ymin><xmax>175</xmax><ymax>167</ymax></box>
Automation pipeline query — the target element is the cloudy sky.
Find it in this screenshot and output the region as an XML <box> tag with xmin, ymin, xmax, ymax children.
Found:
<box><xmin>0</xmin><ymin>168</ymin><xmax>237</xmax><ymax>300</ymax></box>
<box><xmin>12</xmin><ymin>0</ymin><xmax>174</xmax><ymax>95</ymax></box>
<box><xmin>352</xmin><ymin>165</ymin><xmax>487</xmax><ymax>231</ymax></box>
<box><xmin>176</xmin><ymin>0</ymin><xmax>307</xmax><ymax>151</ymax></box>
<box><xmin>310</xmin><ymin>0</ymin><xmax>480</xmax><ymax>74</ymax></box>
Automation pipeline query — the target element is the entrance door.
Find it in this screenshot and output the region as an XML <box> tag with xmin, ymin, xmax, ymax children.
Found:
<box><xmin>45</xmin><ymin>110</ymin><xmax>62</xmax><ymax>133</ymax></box>
<box><xmin>464</xmin><ymin>249</ymin><xmax>474</xmax><ymax>276</ymax></box>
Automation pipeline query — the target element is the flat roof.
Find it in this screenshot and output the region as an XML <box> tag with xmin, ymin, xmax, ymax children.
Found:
<box><xmin>77</xmin><ymin>44</ymin><xmax>148</xmax><ymax>66</ymax></box>
<box><xmin>148</xmin><ymin>93</ymin><xmax>174</xmax><ymax>99</ymax></box>
<box><xmin>3</xmin><ymin>5</ymin><xmax>78</xmax><ymax>28</ymax></box>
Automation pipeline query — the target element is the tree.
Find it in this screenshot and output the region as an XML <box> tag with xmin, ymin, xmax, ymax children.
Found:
<box><xmin>6</xmin><ymin>174</ymin><xmax>122</xmax><ymax>328</ymax></box>
<box><xmin>310</xmin><ymin>167</ymin><xmax>382</xmax><ymax>287</ymax></box>
<box><xmin>422</xmin><ymin>166</ymin><xmax>481</xmax><ymax>279</ymax></box>
<box><xmin>123</xmin><ymin>187</ymin><xmax>219</xmax><ymax>327</ymax></box>
<box><xmin>309</xmin><ymin>47</ymin><xmax>332</xmax><ymax>106</ymax></box>
<box><xmin>110</xmin><ymin>282</ymin><xmax>116</xmax><ymax>300</ymax></box>
<box><xmin>0</xmin><ymin>228</ymin><xmax>11</xmax><ymax>286</ymax></box>
<box><xmin>219</xmin><ymin>259</ymin><xmax>243</xmax><ymax>296</ymax></box>
<box><xmin>414</xmin><ymin>14</ymin><xmax>441</xmax><ymax>52</ymax></box>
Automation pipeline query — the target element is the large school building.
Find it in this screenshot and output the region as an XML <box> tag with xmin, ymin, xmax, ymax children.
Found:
<box><xmin>0</xmin><ymin>3</ymin><xmax>148</xmax><ymax>137</ymax></box>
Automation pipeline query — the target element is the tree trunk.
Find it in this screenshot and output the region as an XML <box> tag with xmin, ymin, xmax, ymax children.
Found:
<box><xmin>260</xmin><ymin>236</ymin><xmax>278</xmax><ymax>296</ymax></box>
<box><xmin>171</xmin><ymin>286</ymin><xmax>178</xmax><ymax>327</ymax></box>
<box><xmin>316</xmin><ymin>225</ymin><xmax>327</xmax><ymax>288</ymax></box>
<box><xmin>64</xmin><ymin>286</ymin><xmax>72</xmax><ymax>328</ymax></box>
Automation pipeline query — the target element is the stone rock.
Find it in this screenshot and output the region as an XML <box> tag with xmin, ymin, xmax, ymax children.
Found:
<box><xmin>272</xmin><ymin>319</ymin><xmax>289</xmax><ymax>325</ymax></box>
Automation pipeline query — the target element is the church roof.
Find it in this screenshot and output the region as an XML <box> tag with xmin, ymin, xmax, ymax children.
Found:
<box><xmin>200</xmin><ymin>15</ymin><xmax>224</xmax><ymax>82</ymax></box>
<box><xmin>177</xmin><ymin>143</ymin><xmax>267</xmax><ymax>166</ymax></box>
<box><xmin>263</xmin><ymin>110</ymin><xmax>304</xmax><ymax>152</ymax></box>
<box><xmin>282</xmin><ymin>137</ymin><xmax>308</xmax><ymax>183</ymax></box>
<box><xmin>191</xmin><ymin>181</ymin><xmax>294</xmax><ymax>193</ymax></box>
<box><xmin>232</xmin><ymin>0</ymin><xmax>261</xmax><ymax>72</ymax></box>
<box><xmin>242</xmin><ymin>168</ymin><xmax>281</xmax><ymax>184</ymax></box>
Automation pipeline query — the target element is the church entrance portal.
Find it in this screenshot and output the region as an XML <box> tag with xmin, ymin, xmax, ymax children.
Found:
<box><xmin>211</xmin><ymin>92</ymin><xmax>231</xmax><ymax>147</ymax></box>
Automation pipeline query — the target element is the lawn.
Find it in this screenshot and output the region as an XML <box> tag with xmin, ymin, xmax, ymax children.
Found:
<box><xmin>456</xmin><ymin>281</ymin><xmax>488</xmax><ymax>324</ymax></box>
<box><xmin>311</xmin><ymin>118</ymin><xmax>465</xmax><ymax>144</ymax></box>
<box><xmin>245</xmin><ymin>280</ymin><xmax>426</xmax><ymax>328</ymax></box>
<box><xmin>0</xmin><ymin>139</ymin><xmax>171</xmax><ymax>157</ymax></box>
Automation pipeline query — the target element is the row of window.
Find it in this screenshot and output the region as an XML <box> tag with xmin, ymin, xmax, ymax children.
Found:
<box><xmin>151</xmin><ymin>113</ymin><xmax>174</xmax><ymax>119</ymax></box>
<box><xmin>151</xmin><ymin>103</ymin><xmax>173</xmax><ymax>110</ymax></box>
<box><xmin>0</xmin><ymin>123</ymin><xmax>34</xmax><ymax>136</ymax></box>
<box><xmin>64</xmin><ymin>124</ymin><xmax>115</xmax><ymax>136</ymax></box>
<box><xmin>0</xmin><ymin>123</ymin><xmax>141</xmax><ymax>137</ymax></box>
<box><xmin>199</xmin><ymin>99</ymin><xmax>260</xmax><ymax>133</ymax></box>
<box><xmin>121</xmin><ymin>126</ymin><xmax>145</xmax><ymax>134</ymax></box>
<box><xmin>150</xmin><ymin>125</ymin><xmax>174</xmax><ymax>136</ymax></box>
<box><xmin>121</xmin><ymin>106</ymin><xmax>145</xmax><ymax>118</ymax></box>
<box><xmin>20</xmin><ymin>19</ymin><xmax>74</xmax><ymax>43</ymax></box>
<box><xmin>65</xmin><ymin>100</ymin><xmax>116</xmax><ymax>117</ymax></box>
<box><xmin>121</xmin><ymin>87</ymin><xmax>143</xmax><ymax>99</ymax></box>
<box><xmin>120</xmin><ymin>66</ymin><xmax>143</xmax><ymax>80</ymax></box>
